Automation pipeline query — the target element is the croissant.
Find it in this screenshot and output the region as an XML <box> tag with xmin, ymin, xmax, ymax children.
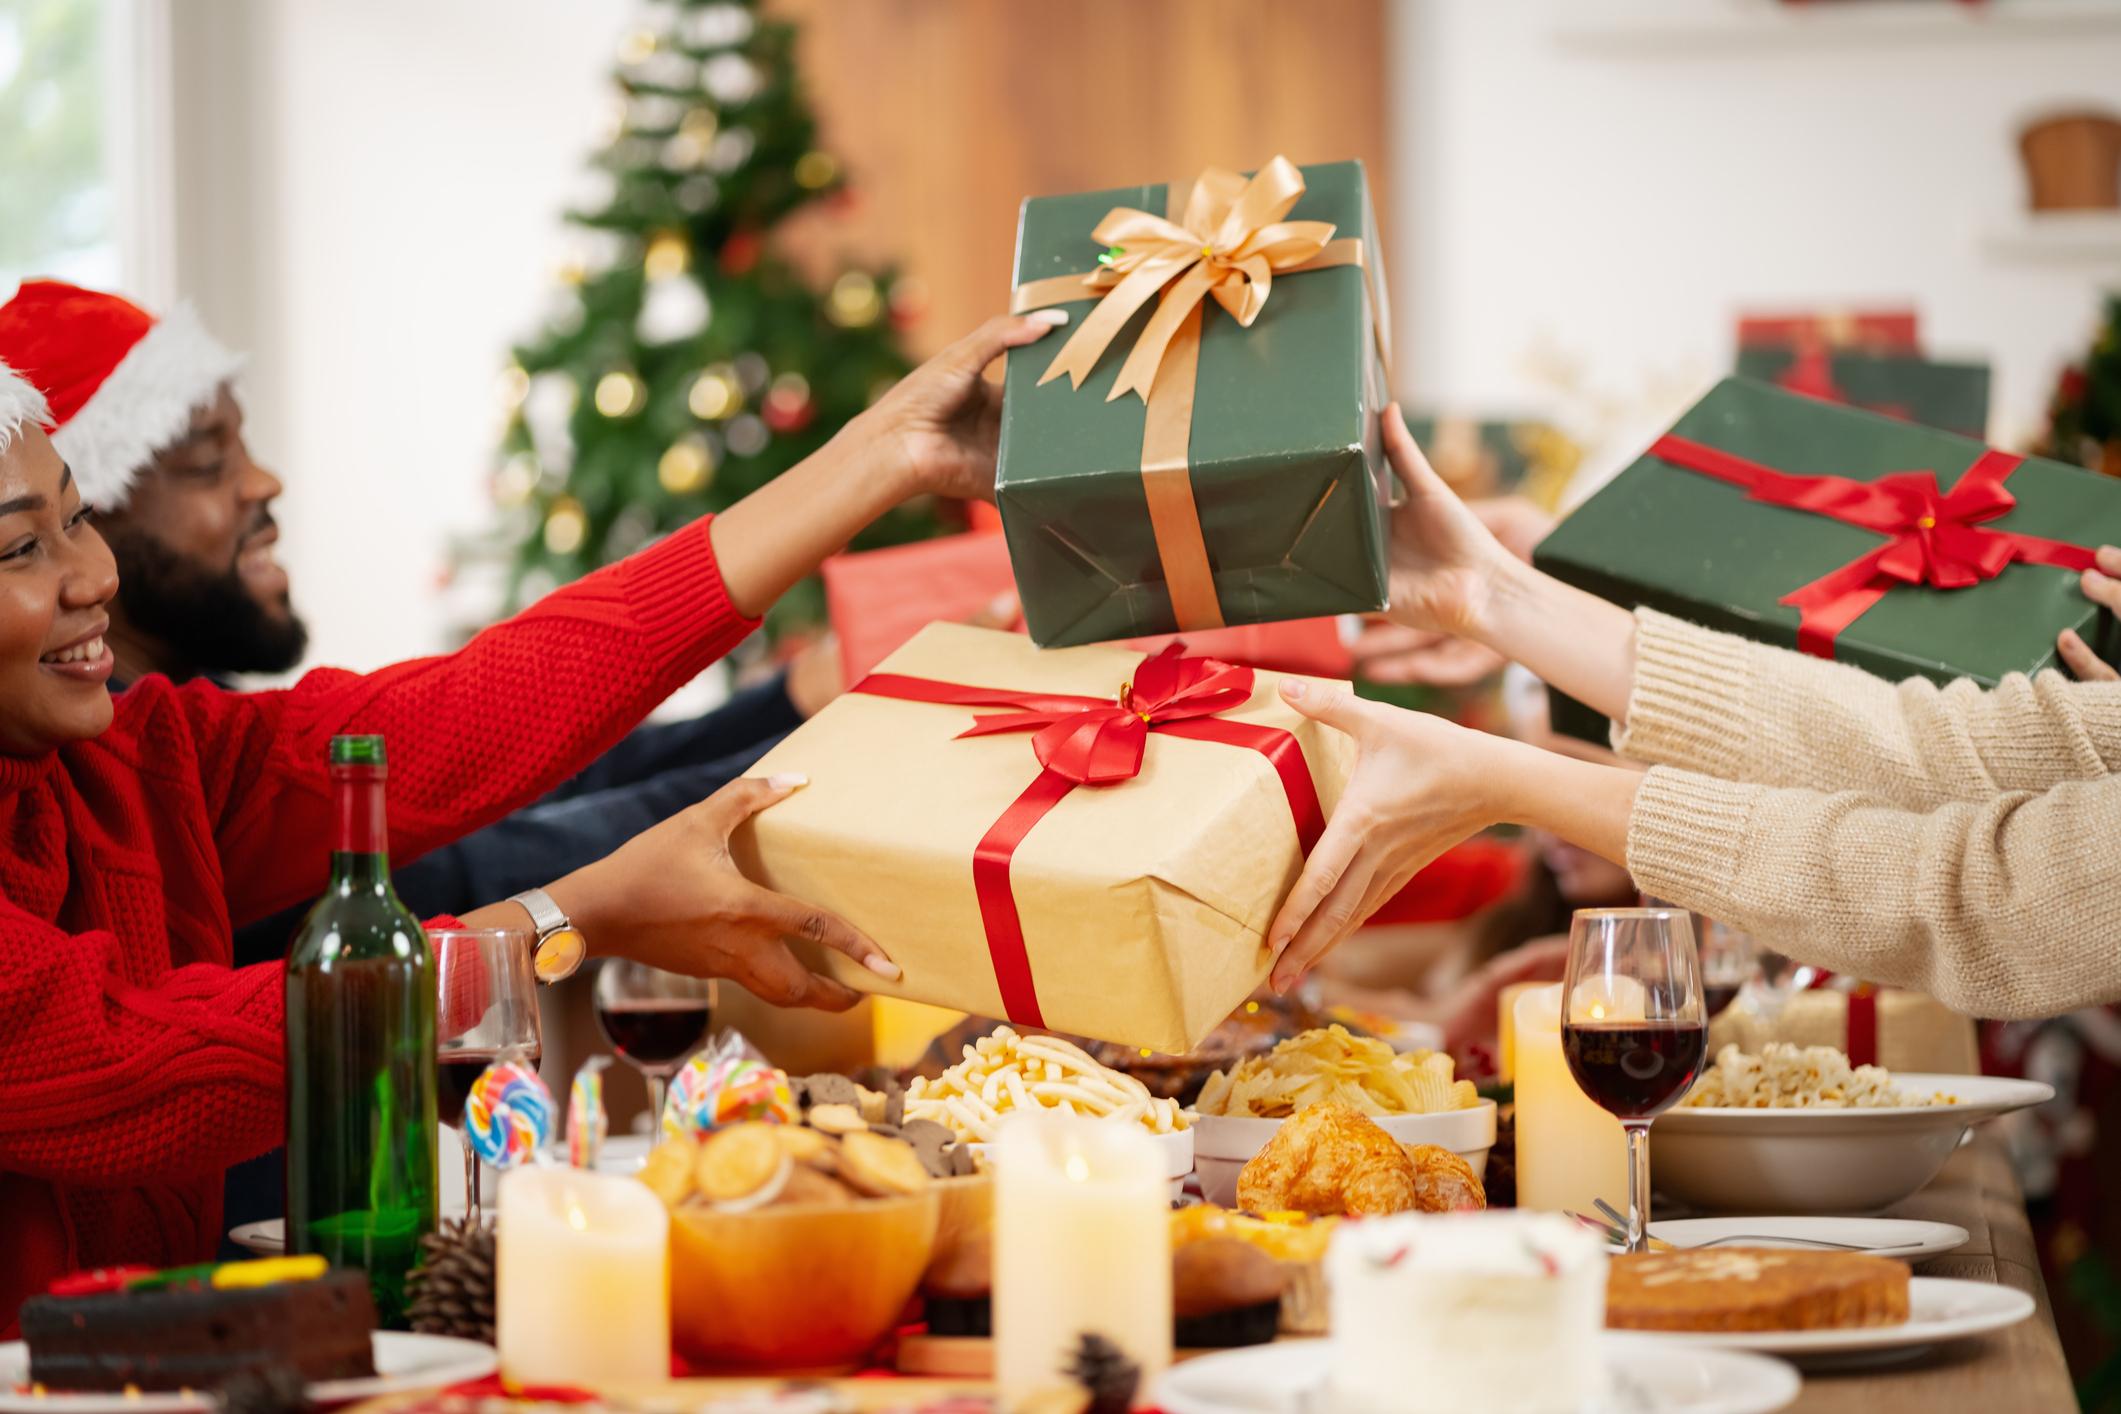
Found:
<box><xmin>1236</xmin><ymin>1100</ymin><xmax>1416</xmax><ymax>1217</ymax></box>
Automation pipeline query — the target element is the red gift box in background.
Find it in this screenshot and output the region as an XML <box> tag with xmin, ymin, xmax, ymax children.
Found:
<box><xmin>822</xmin><ymin>531</ymin><xmax>1354</xmax><ymax>684</ymax></box>
<box><xmin>1736</xmin><ymin>308</ymin><xmax>1922</xmax><ymax>353</ymax></box>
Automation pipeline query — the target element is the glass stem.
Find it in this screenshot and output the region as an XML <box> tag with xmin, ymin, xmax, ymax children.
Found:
<box><xmin>465</xmin><ymin>1147</ymin><xmax>482</xmax><ymax>1221</ymax></box>
<box><xmin>1624</xmin><ymin>1120</ymin><xmax>1653</xmax><ymax>1254</ymax></box>
<box><xmin>648</xmin><ymin>1073</ymin><xmax>669</xmax><ymax>1139</ymax></box>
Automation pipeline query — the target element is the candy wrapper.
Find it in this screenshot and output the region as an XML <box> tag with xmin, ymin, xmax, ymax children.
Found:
<box><xmin>661</xmin><ymin>1032</ymin><xmax>797</xmax><ymax>1142</ymax></box>
<box><xmin>567</xmin><ymin>1056</ymin><xmax>611</xmax><ymax>1169</ymax></box>
<box><xmin>465</xmin><ymin>1057</ymin><xmax>555</xmax><ymax>1170</ymax></box>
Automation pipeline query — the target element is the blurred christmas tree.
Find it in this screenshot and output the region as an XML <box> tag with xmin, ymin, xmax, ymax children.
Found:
<box><xmin>476</xmin><ymin>0</ymin><xmax>934</xmax><ymax>637</ymax></box>
<box><xmin>2035</xmin><ymin>294</ymin><xmax>2121</xmax><ymax>480</ymax></box>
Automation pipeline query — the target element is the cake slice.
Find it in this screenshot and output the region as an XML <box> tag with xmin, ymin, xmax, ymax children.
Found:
<box><xmin>1607</xmin><ymin>1248</ymin><xmax>1910</xmax><ymax>1332</ymax></box>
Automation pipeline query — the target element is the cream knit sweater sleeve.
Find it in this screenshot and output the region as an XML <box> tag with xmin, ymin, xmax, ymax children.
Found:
<box><xmin>1612</xmin><ymin>610</ymin><xmax>2121</xmax><ymax>1019</ymax></box>
<box><xmin>1612</xmin><ymin>609</ymin><xmax>2121</xmax><ymax>808</ymax></box>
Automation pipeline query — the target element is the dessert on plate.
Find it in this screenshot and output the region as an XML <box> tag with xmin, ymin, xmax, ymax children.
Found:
<box><xmin>19</xmin><ymin>1255</ymin><xmax>375</xmax><ymax>1393</ymax></box>
<box><xmin>1326</xmin><ymin>1211</ymin><xmax>1607</xmax><ymax>1414</ymax></box>
<box><xmin>1606</xmin><ymin>1248</ymin><xmax>1912</xmax><ymax>1331</ymax></box>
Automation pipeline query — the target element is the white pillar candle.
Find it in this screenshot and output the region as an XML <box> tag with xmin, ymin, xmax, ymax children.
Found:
<box><xmin>1495</xmin><ymin>979</ymin><xmax>1541</xmax><ymax>1085</ymax></box>
<box><xmin>1513</xmin><ymin>983</ymin><xmax>1628</xmax><ymax>1218</ymax></box>
<box><xmin>496</xmin><ymin>1166</ymin><xmax>669</xmax><ymax>1387</ymax></box>
<box><xmin>994</xmin><ymin>1115</ymin><xmax>1172</xmax><ymax>1404</ymax></box>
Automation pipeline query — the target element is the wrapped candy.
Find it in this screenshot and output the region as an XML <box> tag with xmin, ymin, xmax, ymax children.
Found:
<box><xmin>661</xmin><ymin>1053</ymin><xmax>797</xmax><ymax>1142</ymax></box>
<box><xmin>568</xmin><ymin>1056</ymin><xmax>612</xmax><ymax>1169</ymax></box>
<box><xmin>465</xmin><ymin>1057</ymin><xmax>555</xmax><ymax>1170</ymax></box>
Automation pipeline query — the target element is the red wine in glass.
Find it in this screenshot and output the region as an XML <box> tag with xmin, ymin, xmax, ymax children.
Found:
<box><xmin>1562</xmin><ymin>1021</ymin><xmax>1707</xmax><ymax>1119</ymax></box>
<box><xmin>436</xmin><ymin>1051</ymin><xmax>494</xmax><ymax>1129</ymax></box>
<box><xmin>596</xmin><ymin>998</ymin><xmax>713</xmax><ymax>1069</ymax></box>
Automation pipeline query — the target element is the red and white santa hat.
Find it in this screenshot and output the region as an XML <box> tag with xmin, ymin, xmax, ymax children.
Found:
<box><xmin>0</xmin><ymin>360</ymin><xmax>50</xmax><ymax>456</ymax></box>
<box><xmin>0</xmin><ymin>279</ymin><xmax>245</xmax><ymax>507</ymax></box>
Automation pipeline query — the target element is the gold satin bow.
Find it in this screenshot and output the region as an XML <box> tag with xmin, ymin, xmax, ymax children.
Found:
<box><xmin>1037</xmin><ymin>155</ymin><xmax>1336</xmax><ymax>402</ymax></box>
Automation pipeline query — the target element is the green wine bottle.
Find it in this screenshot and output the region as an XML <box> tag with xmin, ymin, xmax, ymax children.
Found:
<box><xmin>285</xmin><ymin>735</ymin><xmax>437</xmax><ymax>1327</ymax></box>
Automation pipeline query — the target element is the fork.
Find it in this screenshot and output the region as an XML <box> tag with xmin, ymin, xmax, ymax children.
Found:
<box><xmin>1591</xmin><ymin>1196</ymin><xmax>1878</xmax><ymax>1251</ymax></box>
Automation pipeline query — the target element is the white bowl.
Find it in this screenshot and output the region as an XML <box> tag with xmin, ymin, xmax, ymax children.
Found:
<box><xmin>972</xmin><ymin>1126</ymin><xmax>1194</xmax><ymax>1199</ymax></box>
<box><xmin>1650</xmin><ymin>1073</ymin><xmax>2051</xmax><ymax>1214</ymax></box>
<box><xmin>1190</xmin><ymin>1102</ymin><xmax>1497</xmax><ymax>1209</ymax></box>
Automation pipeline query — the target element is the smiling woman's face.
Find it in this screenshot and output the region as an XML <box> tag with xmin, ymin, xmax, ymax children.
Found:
<box><xmin>0</xmin><ymin>423</ymin><xmax>120</xmax><ymax>756</ymax></box>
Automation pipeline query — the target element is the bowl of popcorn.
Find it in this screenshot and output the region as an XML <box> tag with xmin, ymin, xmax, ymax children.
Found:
<box><xmin>1653</xmin><ymin>1042</ymin><xmax>2051</xmax><ymax>1214</ymax></box>
<box><xmin>1189</xmin><ymin>1025</ymin><xmax>1496</xmax><ymax>1208</ymax></box>
<box><xmin>907</xmin><ymin>1027</ymin><xmax>1195</xmax><ymax>1197</ymax></box>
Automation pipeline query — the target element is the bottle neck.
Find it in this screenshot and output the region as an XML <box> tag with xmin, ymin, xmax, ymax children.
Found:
<box><xmin>329</xmin><ymin>765</ymin><xmax>390</xmax><ymax>883</ymax></box>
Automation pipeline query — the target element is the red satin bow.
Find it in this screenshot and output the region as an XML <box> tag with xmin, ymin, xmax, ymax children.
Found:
<box><xmin>1650</xmin><ymin>435</ymin><xmax>2098</xmax><ymax>657</ymax></box>
<box><xmin>852</xmin><ymin>643</ymin><xmax>1323</xmax><ymax>1028</ymax></box>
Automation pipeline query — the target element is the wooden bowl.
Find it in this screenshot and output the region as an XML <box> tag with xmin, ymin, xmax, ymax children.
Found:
<box><xmin>670</xmin><ymin>1188</ymin><xmax>940</xmax><ymax>1370</ymax></box>
<box><xmin>921</xmin><ymin>1173</ymin><xmax>993</xmax><ymax>1297</ymax></box>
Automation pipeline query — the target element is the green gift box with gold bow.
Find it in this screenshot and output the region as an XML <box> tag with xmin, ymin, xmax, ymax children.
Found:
<box><xmin>996</xmin><ymin>157</ymin><xmax>1393</xmax><ymax>647</ymax></box>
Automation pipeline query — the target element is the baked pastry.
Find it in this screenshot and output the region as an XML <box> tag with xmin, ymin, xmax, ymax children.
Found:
<box><xmin>1327</xmin><ymin>1212</ymin><xmax>1607</xmax><ymax>1414</ymax></box>
<box><xmin>1237</xmin><ymin>1100</ymin><xmax>1415</xmax><ymax>1216</ymax></box>
<box><xmin>22</xmin><ymin>1258</ymin><xmax>375</xmax><ymax>1393</ymax></box>
<box><xmin>1607</xmin><ymin>1248</ymin><xmax>1910</xmax><ymax>1332</ymax></box>
<box><xmin>1170</xmin><ymin>1206</ymin><xmax>1335</xmax><ymax>1344</ymax></box>
<box><xmin>1404</xmin><ymin>1143</ymin><xmax>1486</xmax><ymax>1212</ymax></box>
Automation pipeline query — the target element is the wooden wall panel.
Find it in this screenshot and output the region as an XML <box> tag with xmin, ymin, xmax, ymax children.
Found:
<box><xmin>772</xmin><ymin>0</ymin><xmax>1390</xmax><ymax>357</ymax></box>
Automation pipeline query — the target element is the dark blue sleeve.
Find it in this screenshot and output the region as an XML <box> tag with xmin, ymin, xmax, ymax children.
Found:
<box><xmin>540</xmin><ymin>671</ymin><xmax>802</xmax><ymax>803</ymax></box>
<box><xmin>228</xmin><ymin>735</ymin><xmax>784</xmax><ymax>963</ymax></box>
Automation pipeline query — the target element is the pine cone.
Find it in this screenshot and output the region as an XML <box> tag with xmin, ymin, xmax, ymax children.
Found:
<box><xmin>215</xmin><ymin>1366</ymin><xmax>309</xmax><ymax>1414</ymax></box>
<box><xmin>1065</xmin><ymin>1333</ymin><xmax>1140</xmax><ymax>1414</ymax></box>
<box><xmin>405</xmin><ymin>1215</ymin><xmax>497</xmax><ymax>1344</ymax></box>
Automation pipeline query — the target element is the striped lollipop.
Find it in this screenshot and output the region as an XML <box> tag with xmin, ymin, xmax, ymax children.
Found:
<box><xmin>661</xmin><ymin>1054</ymin><xmax>797</xmax><ymax>1142</ymax></box>
<box><xmin>464</xmin><ymin>1057</ymin><xmax>554</xmax><ymax>1170</ymax></box>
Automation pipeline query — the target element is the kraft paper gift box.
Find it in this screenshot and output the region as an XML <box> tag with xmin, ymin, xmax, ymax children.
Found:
<box><xmin>820</xmin><ymin>530</ymin><xmax>1353</xmax><ymax>685</ymax></box>
<box><xmin>996</xmin><ymin>156</ymin><xmax>1394</xmax><ymax>648</ymax></box>
<box><xmin>1709</xmin><ymin>985</ymin><xmax>1979</xmax><ymax>1076</ymax></box>
<box><xmin>1534</xmin><ymin>377</ymin><xmax>2121</xmax><ymax>741</ymax></box>
<box><xmin>730</xmin><ymin>622</ymin><xmax>1351</xmax><ymax>1053</ymax></box>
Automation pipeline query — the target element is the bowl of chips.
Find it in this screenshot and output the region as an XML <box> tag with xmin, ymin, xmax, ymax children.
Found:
<box><xmin>1189</xmin><ymin>1026</ymin><xmax>1496</xmax><ymax>1207</ymax></box>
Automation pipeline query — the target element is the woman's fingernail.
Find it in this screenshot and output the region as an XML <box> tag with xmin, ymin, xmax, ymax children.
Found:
<box><xmin>1280</xmin><ymin>678</ymin><xmax>1307</xmax><ymax>700</ymax></box>
<box><xmin>1026</xmin><ymin>308</ymin><xmax>1069</xmax><ymax>327</ymax></box>
<box><xmin>2086</xmin><ymin>569</ymin><xmax>2110</xmax><ymax>592</ymax></box>
<box><xmin>767</xmin><ymin>772</ymin><xmax>809</xmax><ymax>790</ymax></box>
<box><xmin>865</xmin><ymin>954</ymin><xmax>902</xmax><ymax>980</ymax></box>
<box><xmin>2063</xmin><ymin>629</ymin><xmax>2084</xmax><ymax>649</ymax></box>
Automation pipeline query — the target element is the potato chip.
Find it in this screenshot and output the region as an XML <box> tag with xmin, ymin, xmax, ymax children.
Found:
<box><xmin>1194</xmin><ymin>1025</ymin><xmax>1481</xmax><ymax>1118</ymax></box>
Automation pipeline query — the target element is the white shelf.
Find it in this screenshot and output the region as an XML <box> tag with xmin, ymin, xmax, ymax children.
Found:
<box><xmin>1555</xmin><ymin>0</ymin><xmax>2121</xmax><ymax>56</ymax></box>
<box><xmin>1982</xmin><ymin>210</ymin><xmax>2121</xmax><ymax>264</ymax></box>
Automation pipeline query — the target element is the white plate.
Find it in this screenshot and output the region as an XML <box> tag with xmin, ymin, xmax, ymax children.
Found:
<box><xmin>0</xmin><ymin>1332</ymin><xmax>496</xmax><ymax>1412</ymax></box>
<box><xmin>1155</xmin><ymin>1332</ymin><xmax>1799</xmax><ymax>1414</ymax></box>
<box><xmin>1643</xmin><ymin>1217</ymin><xmax>1969</xmax><ymax>1262</ymax></box>
<box><xmin>1651</xmin><ymin>1074</ymin><xmax>2052</xmax><ymax>1214</ymax></box>
<box><xmin>1631</xmin><ymin>1277</ymin><xmax>2034</xmax><ymax>1362</ymax></box>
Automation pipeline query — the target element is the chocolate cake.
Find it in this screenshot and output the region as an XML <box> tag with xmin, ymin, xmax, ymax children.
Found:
<box><xmin>21</xmin><ymin>1268</ymin><xmax>376</xmax><ymax>1393</ymax></box>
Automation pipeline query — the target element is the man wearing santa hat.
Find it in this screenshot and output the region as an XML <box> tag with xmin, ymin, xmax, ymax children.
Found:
<box><xmin>0</xmin><ymin>279</ymin><xmax>829</xmax><ymax>941</ymax></box>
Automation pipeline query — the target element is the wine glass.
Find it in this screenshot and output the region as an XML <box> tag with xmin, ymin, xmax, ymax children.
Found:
<box><xmin>1561</xmin><ymin>907</ymin><xmax>1707</xmax><ymax>1254</ymax></box>
<box><xmin>1697</xmin><ymin>918</ymin><xmax>1758</xmax><ymax>1021</ymax></box>
<box><xmin>594</xmin><ymin>961</ymin><xmax>717</xmax><ymax>1132</ymax></box>
<box><xmin>433</xmin><ymin>927</ymin><xmax>542</xmax><ymax>1219</ymax></box>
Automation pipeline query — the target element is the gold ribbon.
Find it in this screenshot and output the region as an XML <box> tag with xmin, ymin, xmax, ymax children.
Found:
<box><xmin>1010</xmin><ymin>156</ymin><xmax>1377</xmax><ymax>632</ymax></box>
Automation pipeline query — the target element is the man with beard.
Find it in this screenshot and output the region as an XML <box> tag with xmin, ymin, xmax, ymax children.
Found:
<box><xmin>0</xmin><ymin>280</ymin><xmax>825</xmax><ymax>944</ymax></box>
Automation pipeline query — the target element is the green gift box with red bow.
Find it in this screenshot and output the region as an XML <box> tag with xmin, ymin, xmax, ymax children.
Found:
<box><xmin>1535</xmin><ymin>378</ymin><xmax>2121</xmax><ymax>741</ymax></box>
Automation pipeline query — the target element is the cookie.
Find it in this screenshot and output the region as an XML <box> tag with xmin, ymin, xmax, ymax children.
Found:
<box><xmin>695</xmin><ymin>1122</ymin><xmax>790</xmax><ymax>1204</ymax></box>
<box><xmin>837</xmin><ymin>1129</ymin><xmax>931</xmax><ymax>1197</ymax></box>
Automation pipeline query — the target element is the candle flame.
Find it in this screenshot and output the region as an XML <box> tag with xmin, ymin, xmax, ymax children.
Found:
<box><xmin>1064</xmin><ymin>1153</ymin><xmax>1091</xmax><ymax>1183</ymax></box>
<box><xmin>566</xmin><ymin>1197</ymin><xmax>589</xmax><ymax>1231</ymax></box>
<box><xmin>1589</xmin><ymin>1003</ymin><xmax>1607</xmax><ymax>1021</ymax></box>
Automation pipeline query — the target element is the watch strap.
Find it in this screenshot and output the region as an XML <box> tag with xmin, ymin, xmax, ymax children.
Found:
<box><xmin>508</xmin><ymin>887</ymin><xmax>569</xmax><ymax>939</ymax></box>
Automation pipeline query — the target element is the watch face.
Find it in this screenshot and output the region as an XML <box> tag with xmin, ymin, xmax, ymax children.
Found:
<box><xmin>534</xmin><ymin>928</ymin><xmax>587</xmax><ymax>983</ymax></box>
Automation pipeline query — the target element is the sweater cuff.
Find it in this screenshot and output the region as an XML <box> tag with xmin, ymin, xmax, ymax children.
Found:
<box><xmin>616</xmin><ymin>518</ymin><xmax>760</xmax><ymax>675</ymax></box>
<box><xmin>1624</xmin><ymin>765</ymin><xmax>1757</xmax><ymax>907</ymax></box>
<box><xmin>1611</xmin><ymin>609</ymin><xmax>1754</xmax><ymax>775</ymax></box>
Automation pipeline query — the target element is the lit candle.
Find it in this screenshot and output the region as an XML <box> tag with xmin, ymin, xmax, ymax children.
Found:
<box><xmin>1495</xmin><ymin>980</ymin><xmax>1542</xmax><ymax>1084</ymax></box>
<box><xmin>994</xmin><ymin>1115</ymin><xmax>1172</xmax><ymax>1403</ymax></box>
<box><xmin>496</xmin><ymin>1166</ymin><xmax>669</xmax><ymax>1386</ymax></box>
<box><xmin>1512</xmin><ymin>984</ymin><xmax>1627</xmax><ymax>1218</ymax></box>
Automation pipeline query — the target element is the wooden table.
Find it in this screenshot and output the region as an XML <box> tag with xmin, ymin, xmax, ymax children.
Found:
<box><xmin>1784</xmin><ymin>1133</ymin><xmax>2073</xmax><ymax>1411</ymax></box>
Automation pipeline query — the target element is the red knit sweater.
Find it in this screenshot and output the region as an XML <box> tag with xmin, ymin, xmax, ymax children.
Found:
<box><xmin>0</xmin><ymin>520</ymin><xmax>754</xmax><ymax>1331</ymax></box>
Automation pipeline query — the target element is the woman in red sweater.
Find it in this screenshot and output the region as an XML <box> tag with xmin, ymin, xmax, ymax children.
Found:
<box><xmin>0</xmin><ymin>311</ymin><xmax>1067</xmax><ymax>1329</ymax></box>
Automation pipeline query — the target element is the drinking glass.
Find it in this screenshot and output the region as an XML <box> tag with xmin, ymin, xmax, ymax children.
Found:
<box><xmin>593</xmin><ymin>961</ymin><xmax>717</xmax><ymax>1131</ymax></box>
<box><xmin>1561</xmin><ymin>907</ymin><xmax>1707</xmax><ymax>1254</ymax></box>
<box><xmin>1698</xmin><ymin>918</ymin><xmax>1758</xmax><ymax>1020</ymax></box>
<box><xmin>433</xmin><ymin>927</ymin><xmax>542</xmax><ymax>1219</ymax></box>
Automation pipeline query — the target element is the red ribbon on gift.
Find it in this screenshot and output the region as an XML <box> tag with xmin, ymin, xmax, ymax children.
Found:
<box><xmin>1650</xmin><ymin>434</ymin><xmax>2100</xmax><ymax>657</ymax></box>
<box><xmin>853</xmin><ymin>642</ymin><xmax>1325</xmax><ymax>1028</ymax></box>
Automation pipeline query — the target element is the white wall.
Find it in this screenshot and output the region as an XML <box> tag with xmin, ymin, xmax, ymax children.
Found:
<box><xmin>1389</xmin><ymin>0</ymin><xmax>2121</xmax><ymax>492</ymax></box>
<box><xmin>172</xmin><ymin>0</ymin><xmax>630</xmax><ymax>671</ymax></box>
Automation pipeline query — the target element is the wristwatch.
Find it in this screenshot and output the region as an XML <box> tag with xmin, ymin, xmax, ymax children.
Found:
<box><xmin>509</xmin><ymin>887</ymin><xmax>587</xmax><ymax>984</ymax></box>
